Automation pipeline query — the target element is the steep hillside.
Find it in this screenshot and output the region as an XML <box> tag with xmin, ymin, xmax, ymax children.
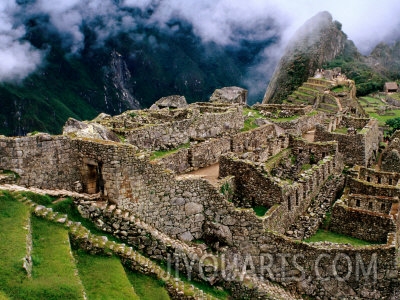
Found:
<box><xmin>0</xmin><ymin>17</ymin><xmax>274</xmax><ymax>136</ymax></box>
<box><xmin>263</xmin><ymin>11</ymin><xmax>347</xmax><ymax>104</ymax></box>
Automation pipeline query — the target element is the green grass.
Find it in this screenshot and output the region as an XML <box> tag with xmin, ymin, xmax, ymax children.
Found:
<box><xmin>0</xmin><ymin>191</ymin><xmax>32</xmax><ymax>299</ymax></box>
<box><xmin>301</xmin><ymin>164</ymin><xmax>312</xmax><ymax>171</ymax></box>
<box><xmin>74</xmin><ymin>249</ymin><xmax>139</xmax><ymax>300</ymax></box>
<box><xmin>333</xmin><ymin>127</ymin><xmax>348</xmax><ymax>134</ymax></box>
<box><xmin>158</xmin><ymin>263</ymin><xmax>229</xmax><ymax>300</ymax></box>
<box><xmin>125</xmin><ymin>269</ymin><xmax>170</xmax><ymax>300</ymax></box>
<box><xmin>304</xmin><ymin>229</ymin><xmax>376</xmax><ymax>246</ymax></box>
<box><xmin>368</xmin><ymin>110</ymin><xmax>400</xmax><ymax>126</ymax></box>
<box><xmin>241</xmin><ymin>108</ymin><xmax>266</xmax><ymax>132</ymax></box>
<box><xmin>150</xmin><ymin>142</ymin><xmax>190</xmax><ymax>160</ymax></box>
<box><xmin>360</xmin><ymin>96</ymin><xmax>384</xmax><ymax>106</ymax></box>
<box><xmin>253</xmin><ymin>205</ymin><xmax>269</xmax><ymax>217</ymax></box>
<box><xmin>331</xmin><ymin>86</ymin><xmax>349</xmax><ymax>93</ymax></box>
<box><xmin>23</xmin><ymin>215</ymin><xmax>85</xmax><ymax>299</ymax></box>
<box><xmin>268</xmin><ymin>115</ymin><xmax>300</xmax><ymax>122</ymax></box>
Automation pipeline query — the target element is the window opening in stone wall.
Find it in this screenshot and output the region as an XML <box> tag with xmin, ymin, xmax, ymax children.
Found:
<box><xmin>381</xmin><ymin>203</ymin><xmax>386</xmax><ymax>212</ymax></box>
<box><xmin>288</xmin><ymin>196</ymin><xmax>292</xmax><ymax>211</ymax></box>
<box><xmin>377</xmin><ymin>176</ymin><xmax>381</xmax><ymax>184</ymax></box>
<box><xmin>295</xmin><ymin>190</ymin><xmax>299</xmax><ymax>206</ymax></box>
<box><xmin>356</xmin><ymin>199</ymin><xmax>360</xmax><ymax>207</ymax></box>
<box><xmin>366</xmin><ymin>176</ymin><xmax>370</xmax><ymax>182</ymax></box>
<box><xmin>368</xmin><ymin>202</ymin><xmax>373</xmax><ymax>210</ymax></box>
<box><xmin>389</xmin><ymin>178</ymin><xmax>393</xmax><ymax>185</ymax></box>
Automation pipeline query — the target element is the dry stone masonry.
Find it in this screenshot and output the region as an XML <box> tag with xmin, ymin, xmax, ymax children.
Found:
<box><xmin>1</xmin><ymin>81</ymin><xmax>399</xmax><ymax>299</ymax></box>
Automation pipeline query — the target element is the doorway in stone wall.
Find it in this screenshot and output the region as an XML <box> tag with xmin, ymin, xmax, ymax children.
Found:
<box><xmin>85</xmin><ymin>164</ymin><xmax>98</xmax><ymax>194</ymax></box>
<box><xmin>82</xmin><ymin>160</ymin><xmax>104</xmax><ymax>194</ymax></box>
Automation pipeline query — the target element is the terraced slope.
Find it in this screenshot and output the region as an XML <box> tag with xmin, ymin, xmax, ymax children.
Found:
<box><xmin>285</xmin><ymin>78</ymin><xmax>340</xmax><ymax>114</ymax></box>
<box><xmin>0</xmin><ymin>191</ymin><xmax>173</xmax><ymax>300</ymax></box>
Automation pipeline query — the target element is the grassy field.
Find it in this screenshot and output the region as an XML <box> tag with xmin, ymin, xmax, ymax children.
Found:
<box><xmin>0</xmin><ymin>192</ymin><xmax>32</xmax><ymax>299</ymax></box>
<box><xmin>126</xmin><ymin>270</ymin><xmax>170</xmax><ymax>300</ymax></box>
<box><xmin>358</xmin><ymin>96</ymin><xmax>400</xmax><ymax>126</ymax></box>
<box><xmin>75</xmin><ymin>250</ymin><xmax>139</xmax><ymax>300</ymax></box>
<box><xmin>25</xmin><ymin>216</ymin><xmax>85</xmax><ymax>299</ymax></box>
<box><xmin>304</xmin><ymin>229</ymin><xmax>377</xmax><ymax>246</ymax></box>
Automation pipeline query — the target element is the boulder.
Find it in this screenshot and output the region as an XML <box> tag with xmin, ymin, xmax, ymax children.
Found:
<box><xmin>209</xmin><ymin>86</ymin><xmax>247</xmax><ymax>105</ymax></box>
<box><xmin>63</xmin><ymin>118</ymin><xmax>121</xmax><ymax>142</ymax></box>
<box><xmin>154</xmin><ymin>95</ymin><xmax>187</xmax><ymax>109</ymax></box>
<box><xmin>202</xmin><ymin>222</ymin><xmax>233</xmax><ymax>249</ymax></box>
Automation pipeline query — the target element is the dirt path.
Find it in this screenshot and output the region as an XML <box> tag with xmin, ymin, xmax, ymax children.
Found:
<box><xmin>302</xmin><ymin>130</ymin><xmax>315</xmax><ymax>142</ymax></box>
<box><xmin>180</xmin><ymin>163</ymin><xmax>220</xmax><ymax>186</ymax></box>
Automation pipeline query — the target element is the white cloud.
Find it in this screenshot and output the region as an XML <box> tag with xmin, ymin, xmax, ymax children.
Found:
<box><xmin>1</xmin><ymin>0</ymin><xmax>400</xmax><ymax>82</ymax></box>
<box><xmin>0</xmin><ymin>0</ymin><xmax>43</xmax><ymax>82</ymax></box>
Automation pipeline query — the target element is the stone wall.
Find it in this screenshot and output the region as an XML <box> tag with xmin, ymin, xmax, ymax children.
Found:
<box><xmin>252</xmin><ymin>104</ymin><xmax>313</xmax><ymax>115</ymax></box>
<box><xmin>219</xmin><ymin>151</ymin><xmax>339</xmax><ymax>233</ymax></box>
<box><xmin>231</xmin><ymin>123</ymin><xmax>286</xmax><ymax>154</ymax></box>
<box><xmin>358</xmin><ymin>167</ymin><xmax>400</xmax><ymax>186</ymax></box>
<box><xmin>329</xmin><ymin>199</ymin><xmax>396</xmax><ymax>243</ymax></box>
<box><xmin>0</xmin><ymin>134</ymin><xmax>79</xmax><ymax>190</ymax></box>
<box><xmin>347</xmin><ymin>177</ymin><xmax>400</xmax><ymax>198</ymax></box>
<box><xmin>346</xmin><ymin>194</ymin><xmax>395</xmax><ymax>214</ymax></box>
<box><xmin>314</xmin><ymin>118</ymin><xmax>380</xmax><ymax>167</ymax></box>
<box><xmin>270</xmin><ymin>112</ymin><xmax>326</xmax><ymax>136</ymax></box>
<box><xmin>340</xmin><ymin>116</ymin><xmax>369</xmax><ymax>129</ymax></box>
<box><xmin>124</xmin><ymin>106</ymin><xmax>244</xmax><ymax>151</ymax></box>
<box><xmin>190</xmin><ymin>138</ymin><xmax>231</xmax><ymax>169</ymax></box>
<box><xmin>154</xmin><ymin>148</ymin><xmax>190</xmax><ymax>174</ymax></box>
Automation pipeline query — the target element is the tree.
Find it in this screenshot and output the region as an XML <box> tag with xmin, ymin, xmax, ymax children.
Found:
<box><xmin>386</xmin><ymin>117</ymin><xmax>400</xmax><ymax>135</ymax></box>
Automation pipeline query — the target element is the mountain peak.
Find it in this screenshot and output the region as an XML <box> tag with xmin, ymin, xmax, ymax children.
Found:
<box><xmin>263</xmin><ymin>11</ymin><xmax>347</xmax><ymax>103</ymax></box>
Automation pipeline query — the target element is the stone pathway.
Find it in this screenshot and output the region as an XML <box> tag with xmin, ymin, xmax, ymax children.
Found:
<box><xmin>0</xmin><ymin>184</ymin><xmax>101</xmax><ymax>201</ymax></box>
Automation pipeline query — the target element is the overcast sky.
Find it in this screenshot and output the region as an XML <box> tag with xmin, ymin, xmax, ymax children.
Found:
<box><xmin>1</xmin><ymin>0</ymin><xmax>400</xmax><ymax>82</ymax></box>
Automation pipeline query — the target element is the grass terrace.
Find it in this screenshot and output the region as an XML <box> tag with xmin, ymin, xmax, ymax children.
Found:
<box><xmin>241</xmin><ymin>108</ymin><xmax>266</xmax><ymax>132</ymax></box>
<box><xmin>150</xmin><ymin>142</ymin><xmax>191</xmax><ymax>160</ymax></box>
<box><xmin>74</xmin><ymin>250</ymin><xmax>140</xmax><ymax>300</ymax></box>
<box><xmin>304</xmin><ymin>229</ymin><xmax>378</xmax><ymax>247</ymax></box>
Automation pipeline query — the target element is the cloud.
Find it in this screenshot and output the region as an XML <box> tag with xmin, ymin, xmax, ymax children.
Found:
<box><xmin>0</xmin><ymin>0</ymin><xmax>43</xmax><ymax>82</ymax></box>
<box><xmin>2</xmin><ymin>0</ymin><xmax>400</xmax><ymax>84</ymax></box>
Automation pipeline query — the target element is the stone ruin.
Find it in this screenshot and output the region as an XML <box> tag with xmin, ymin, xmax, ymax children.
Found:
<box><xmin>0</xmin><ymin>76</ymin><xmax>399</xmax><ymax>299</ymax></box>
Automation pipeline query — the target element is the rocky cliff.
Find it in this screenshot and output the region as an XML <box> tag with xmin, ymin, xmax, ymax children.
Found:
<box><xmin>263</xmin><ymin>11</ymin><xmax>347</xmax><ymax>104</ymax></box>
<box><xmin>103</xmin><ymin>50</ymin><xmax>140</xmax><ymax>113</ymax></box>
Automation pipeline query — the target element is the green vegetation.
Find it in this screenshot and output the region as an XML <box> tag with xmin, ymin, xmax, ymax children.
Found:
<box><xmin>0</xmin><ymin>191</ymin><xmax>32</xmax><ymax>299</ymax></box>
<box><xmin>1</xmin><ymin>169</ymin><xmax>20</xmax><ymax>179</ymax></box>
<box><xmin>25</xmin><ymin>216</ymin><xmax>85</xmax><ymax>299</ymax></box>
<box><xmin>253</xmin><ymin>205</ymin><xmax>269</xmax><ymax>217</ymax></box>
<box><xmin>333</xmin><ymin>127</ymin><xmax>348</xmax><ymax>134</ymax></box>
<box><xmin>386</xmin><ymin>117</ymin><xmax>400</xmax><ymax>135</ymax></box>
<box><xmin>125</xmin><ymin>270</ymin><xmax>169</xmax><ymax>300</ymax></box>
<box><xmin>150</xmin><ymin>142</ymin><xmax>190</xmax><ymax>160</ymax></box>
<box><xmin>304</xmin><ymin>229</ymin><xmax>377</xmax><ymax>246</ymax></box>
<box><xmin>74</xmin><ymin>249</ymin><xmax>139</xmax><ymax>300</ymax></box>
<box><xmin>331</xmin><ymin>85</ymin><xmax>349</xmax><ymax>93</ymax></box>
<box><xmin>268</xmin><ymin>115</ymin><xmax>300</xmax><ymax>122</ymax></box>
<box><xmin>301</xmin><ymin>164</ymin><xmax>312</xmax><ymax>171</ymax></box>
<box><xmin>323</xmin><ymin>41</ymin><xmax>387</xmax><ymax>97</ymax></box>
<box><xmin>265</xmin><ymin>148</ymin><xmax>291</xmax><ymax>171</ymax></box>
<box><xmin>241</xmin><ymin>108</ymin><xmax>266</xmax><ymax>132</ymax></box>
<box><xmin>369</xmin><ymin>110</ymin><xmax>400</xmax><ymax>126</ymax></box>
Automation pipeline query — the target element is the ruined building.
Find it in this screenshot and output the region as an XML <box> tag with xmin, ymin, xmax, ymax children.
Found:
<box><xmin>0</xmin><ymin>77</ymin><xmax>399</xmax><ymax>299</ymax></box>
